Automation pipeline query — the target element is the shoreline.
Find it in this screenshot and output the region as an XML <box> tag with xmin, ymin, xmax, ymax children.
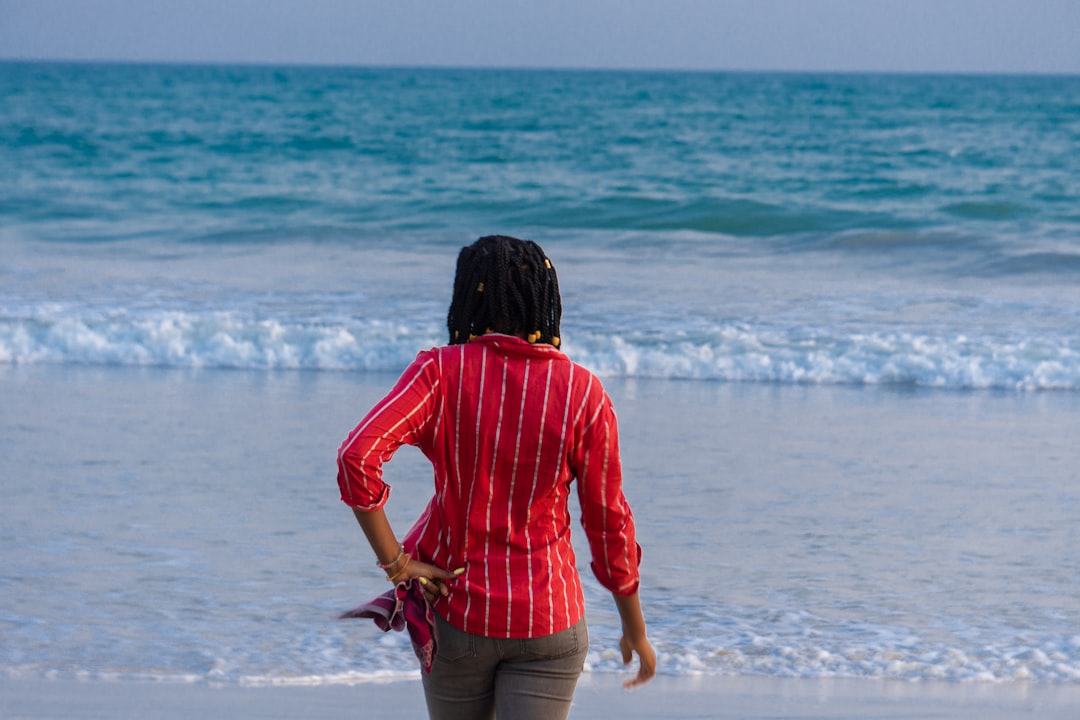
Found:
<box><xmin>3</xmin><ymin>673</ymin><xmax>1080</xmax><ymax>719</ymax></box>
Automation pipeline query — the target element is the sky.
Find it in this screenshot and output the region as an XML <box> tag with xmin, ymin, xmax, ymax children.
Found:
<box><xmin>1</xmin><ymin>0</ymin><xmax>1078</xmax><ymax>74</ymax></box>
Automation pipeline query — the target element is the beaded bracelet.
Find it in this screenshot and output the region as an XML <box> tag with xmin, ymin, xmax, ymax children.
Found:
<box><xmin>380</xmin><ymin>548</ymin><xmax>412</xmax><ymax>582</ymax></box>
<box><xmin>376</xmin><ymin>545</ymin><xmax>406</xmax><ymax>571</ymax></box>
<box><xmin>385</xmin><ymin>555</ymin><xmax>412</xmax><ymax>583</ymax></box>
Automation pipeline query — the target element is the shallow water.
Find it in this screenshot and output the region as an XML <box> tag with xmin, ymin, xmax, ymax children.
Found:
<box><xmin>3</xmin><ymin>365</ymin><xmax>1078</xmax><ymax>683</ymax></box>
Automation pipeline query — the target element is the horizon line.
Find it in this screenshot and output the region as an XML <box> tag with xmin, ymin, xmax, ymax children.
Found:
<box><xmin>2</xmin><ymin>56</ymin><xmax>1078</xmax><ymax>79</ymax></box>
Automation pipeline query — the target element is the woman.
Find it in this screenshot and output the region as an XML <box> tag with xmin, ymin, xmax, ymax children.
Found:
<box><xmin>337</xmin><ymin>235</ymin><xmax>655</xmax><ymax>719</ymax></box>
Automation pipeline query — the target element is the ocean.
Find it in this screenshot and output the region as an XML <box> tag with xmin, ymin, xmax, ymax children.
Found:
<box><xmin>2</xmin><ymin>62</ymin><xmax>1079</xmax><ymax>687</ymax></box>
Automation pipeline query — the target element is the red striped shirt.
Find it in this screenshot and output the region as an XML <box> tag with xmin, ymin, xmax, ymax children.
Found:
<box><xmin>337</xmin><ymin>334</ymin><xmax>641</xmax><ymax>639</ymax></box>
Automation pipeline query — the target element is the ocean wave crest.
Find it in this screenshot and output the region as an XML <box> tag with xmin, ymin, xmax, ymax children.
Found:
<box><xmin>573</xmin><ymin>327</ymin><xmax>1080</xmax><ymax>390</ymax></box>
<box><xmin>0</xmin><ymin>307</ymin><xmax>440</xmax><ymax>372</ymax></box>
<box><xmin>3</xmin><ymin>307</ymin><xmax>1078</xmax><ymax>391</ymax></box>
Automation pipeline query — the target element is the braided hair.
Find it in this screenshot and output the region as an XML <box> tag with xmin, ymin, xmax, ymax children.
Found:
<box><xmin>447</xmin><ymin>235</ymin><xmax>562</xmax><ymax>347</ymax></box>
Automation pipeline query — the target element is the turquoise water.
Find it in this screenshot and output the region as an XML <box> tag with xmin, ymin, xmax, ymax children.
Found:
<box><xmin>4</xmin><ymin>64</ymin><xmax>1078</xmax><ymax>241</ymax></box>
<box><xmin>2</xmin><ymin>62</ymin><xmax>1079</xmax><ymax>685</ymax></box>
<box><xmin>3</xmin><ymin>63</ymin><xmax>1080</xmax><ymax>389</ymax></box>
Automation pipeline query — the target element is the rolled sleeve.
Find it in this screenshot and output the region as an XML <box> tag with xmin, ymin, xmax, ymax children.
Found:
<box><xmin>337</xmin><ymin>352</ymin><xmax>439</xmax><ymax>510</ymax></box>
<box><xmin>574</xmin><ymin>392</ymin><xmax>642</xmax><ymax>596</ymax></box>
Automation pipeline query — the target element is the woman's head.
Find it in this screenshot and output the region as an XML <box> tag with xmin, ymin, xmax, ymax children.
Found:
<box><xmin>447</xmin><ymin>235</ymin><xmax>562</xmax><ymax>347</ymax></box>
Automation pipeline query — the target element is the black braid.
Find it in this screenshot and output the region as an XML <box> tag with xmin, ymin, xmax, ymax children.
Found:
<box><xmin>447</xmin><ymin>235</ymin><xmax>562</xmax><ymax>347</ymax></box>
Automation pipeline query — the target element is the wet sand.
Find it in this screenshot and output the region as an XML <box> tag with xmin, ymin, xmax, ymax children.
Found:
<box><xmin>4</xmin><ymin>673</ymin><xmax>1080</xmax><ymax>719</ymax></box>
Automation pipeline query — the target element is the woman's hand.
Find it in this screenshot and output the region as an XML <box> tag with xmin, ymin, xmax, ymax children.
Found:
<box><xmin>400</xmin><ymin>559</ymin><xmax>462</xmax><ymax>604</ymax></box>
<box><xmin>619</xmin><ymin>632</ymin><xmax>657</xmax><ymax>688</ymax></box>
<box><xmin>351</xmin><ymin>508</ymin><xmax>462</xmax><ymax>603</ymax></box>
<box><xmin>612</xmin><ymin>591</ymin><xmax>656</xmax><ymax>688</ymax></box>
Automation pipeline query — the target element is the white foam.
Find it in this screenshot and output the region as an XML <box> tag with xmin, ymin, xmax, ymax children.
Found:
<box><xmin>578</xmin><ymin>610</ymin><xmax>1080</xmax><ymax>683</ymax></box>
<box><xmin>0</xmin><ymin>305</ymin><xmax>440</xmax><ymax>372</ymax></box>
<box><xmin>564</xmin><ymin>326</ymin><xmax>1080</xmax><ymax>390</ymax></box>
<box><xmin>4</xmin><ymin>305</ymin><xmax>1079</xmax><ymax>391</ymax></box>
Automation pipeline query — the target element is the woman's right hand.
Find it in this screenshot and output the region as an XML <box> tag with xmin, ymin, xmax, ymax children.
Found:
<box><xmin>402</xmin><ymin>559</ymin><xmax>462</xmax><ymax>604</ymax></box>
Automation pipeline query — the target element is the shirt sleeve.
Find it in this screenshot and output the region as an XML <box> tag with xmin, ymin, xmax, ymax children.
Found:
<box><xmin>573</xmin><ymin>386</ymin><xmax>642</xmax><ymax>596</ymax></box>
<box><xmin>337</xmin><ymin>351</ymin><xmax>440</xmax><ymax>511</ymax></box>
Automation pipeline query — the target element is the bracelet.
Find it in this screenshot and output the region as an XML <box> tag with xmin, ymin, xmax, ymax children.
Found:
<box><xmin>376</xmin><ymin>545</ymin><xmax>406</xmax><ymax>571</ymax></box>
<box><xmin>385</xmin><ymin>554</ymin><xmax>411</xmax><ymax>583</ymax></box>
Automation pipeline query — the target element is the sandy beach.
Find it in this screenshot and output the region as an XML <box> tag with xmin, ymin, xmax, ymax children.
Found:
<box><xmin>4</xmin><ymin>674</ymin><xmax>1080</xmax><ymax>719</ymax></box>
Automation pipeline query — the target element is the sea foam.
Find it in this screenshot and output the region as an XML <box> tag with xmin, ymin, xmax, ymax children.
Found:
<box><xmin>4</xmin><ymin>305</ymin><xmax>1078</xmax><ymax>391</ymax></box>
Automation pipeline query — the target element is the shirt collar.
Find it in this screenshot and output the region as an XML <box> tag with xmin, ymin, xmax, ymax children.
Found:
<box><xmin>469</xmin><ymin>333</ymin><xmax>565</xmax><ymax>359</ymax></box>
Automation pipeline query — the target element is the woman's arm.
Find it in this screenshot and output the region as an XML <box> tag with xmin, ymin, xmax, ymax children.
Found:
<box><xmin>613</xmin><ymin>591</ymin><xmax>656</xmax><ymax>688</ymax></box>
<box><xmin>573</xmin><ymin>385</ymin><xmax>656</xmax><ymax>686</ymax></box>
<box><xmin>352</xmin><ymin>507</ymin><xmax>404</xmax><ymax>568</ymax></box>
<box><xmin>352</xmin><ymin>507</ymin><xmax>457</xmax><ymax>601</ymax></box>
